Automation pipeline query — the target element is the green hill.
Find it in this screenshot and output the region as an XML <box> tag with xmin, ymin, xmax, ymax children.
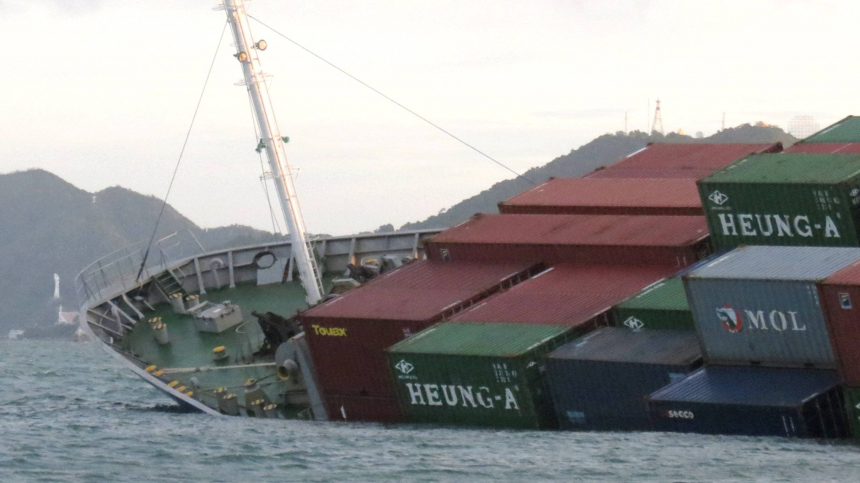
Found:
<box><xmin>396</xmin><ymin>124</ymin><xmax>796</xmax><ymax>231</ymax></box>
<box><xmin>0</xmin><ymin>169</ymin><xmax>281</xmax><ymax>334</ymax></box>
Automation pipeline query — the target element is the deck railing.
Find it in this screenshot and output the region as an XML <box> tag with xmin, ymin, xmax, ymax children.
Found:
<box><xmin>75</xmin><ymin>228</ymin><xmax>441</xmax><ymax>311</ymax></box>
<box><xmin>74</xmin><ymin>230</ymin><xmax>206</xmax><ymax>310</ymax></box>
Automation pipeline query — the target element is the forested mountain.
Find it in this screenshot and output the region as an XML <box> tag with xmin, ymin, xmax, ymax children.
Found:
<box><xmin>395</xmin><ymin>124</ymin><xmax>797</xmax><ymax>231</ymax></box>
<box><xmin>1</xmin><ymin>123</ymin><xmax>796</xmax><ymax>334</ymax></box>
<box><xmin>0</xmin><ymin>169</ymin><xmax>281</xmax><ymax>333</ymax></box>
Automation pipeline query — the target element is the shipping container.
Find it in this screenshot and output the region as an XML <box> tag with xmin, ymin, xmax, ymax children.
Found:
<box><xmin>586</xmin><ymin>143</ymin><xmax>781</xmax><ymax>179</ymax></box>
<box><xmin>387</xmin><ymin>322</ymin><xmax>576</xmax><ymax>429</ymax></box>
<box><xmin>586</xmin><ymin>167</ymin><xmax>718</xmax><ymax>180</ymax></box>
<box><xmin>698</xmin><ymin>153</ymin><xmax>860</xmax><ymax>249</ymax></box>
<box><xmin>786</xmin><ymin>142</ymin><xmax>860</xmax><ymax>154</ymax></box>
<box><xmin>498</xmin><ymin>178</ymin><xmax>702</xmax><ymax>216</ymax></box>
<box><xmin>300</xmin><ymin>259</ymin><xmax>542</xmax><ymax>404</ymax></box>
<box><xmin>547</xmin><ymin>328</ymin><xmax>701</xmax><ymax>430</ymax></box>
<box><xmin>613</xmin><ymin>278</ymin><xmax>694</xmax><ymax>331</ymax></box>
<box><xmin>450</xmin><ymin>263</ymin><xmax>681</xmax><ymax>327</ymax></box>
<box><xmin>646</xmin><ymin>366</ymin><xmax>847</xmax><ymax>439</ymax></box>
<box><xmin>818</xmin><ymin>261</ymin><xmax>860</xmax><ymax>385</ymax></box>
<box><xmin>684</xmin><ymin>246</ymin><xmax>860</xmax><ymax>367</ymax></box>
<box><xmin>425</xmin><ymin>214</ymin><xmax>711</xmax><ymax>266</ymax></box>
<box><xmin>843</xmin><ymin>387</ymin><xmax>860</xmax><ymax>438</ymax></box>
<box><xmin>803</xmin><ymin>116</ymin><xmax>860</xmax><ymax>143</ymax></box>
<box><xmin>324</xmin><ymin>394</ymin><xmax>403</xmax><ymax>424</ymax></box>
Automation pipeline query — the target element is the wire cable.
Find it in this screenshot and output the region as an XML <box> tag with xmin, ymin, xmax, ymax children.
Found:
<box><xmin>136</xmin><ymin>21</ymin><xmax>229</xmax><ymax>282</ymax></box>
<box><xmin>247</xmin><ymin>14</ymin><xmax>535</xmax><ymax>186</ymax></box>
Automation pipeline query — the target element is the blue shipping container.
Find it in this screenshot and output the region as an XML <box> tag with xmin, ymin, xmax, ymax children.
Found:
<box><xmin>684</xmin><ymin>246</ymin><xmax>860</xmax><ymax>367</ymax></box>
<box><xmin>546</xmin><ymin>328</ymin><xmax>701</xmax><ymax>430</ymax></box>
<box><xmin>646</xmin><ymin>366</ymin><xmax>847</xmax><ymax>439</ymax></box>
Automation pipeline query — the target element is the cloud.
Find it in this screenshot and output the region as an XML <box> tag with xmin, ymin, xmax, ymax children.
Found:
<box><xmin>0</xmin><ymin>0</ymin><xmax>103</xmax><ymax>14</ymax></box>
<box><xmin>533</xmin><ymin>108</ymin><xmax>623</xmax><ymax>120</ymax></box>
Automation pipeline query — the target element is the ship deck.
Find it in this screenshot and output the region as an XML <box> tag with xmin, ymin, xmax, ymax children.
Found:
<box><xmin>121</xmin><ymin>279</ymin><xmax>329</xmax><ymax>415</ymax></box>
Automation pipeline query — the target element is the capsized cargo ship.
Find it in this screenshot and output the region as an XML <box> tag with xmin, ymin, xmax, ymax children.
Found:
<box><xmin>77</xmin><ymin>0</ymin><xmax>860</xmax><ymax>440</ymax></box>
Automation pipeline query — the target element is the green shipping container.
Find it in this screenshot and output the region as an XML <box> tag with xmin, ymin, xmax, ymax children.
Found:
<box><xmin>844</xmin><ymin>387</ymin><xmax>860</xmax><ymax>438</ymax></box>
<box><xmin>804</xmin><ymin>116</ymin><xmax>860</xmax><ymax>143</ymax></box>
<box><xmin>698</xmin><ymin>153</ymin><xmax>860</xmax><ymax>250</ymax></box>
<box><xmin>386</xmin><ymin>322</ymin><xmax>577</xmax><ymax>429</ymax></box>
<box><xmin>613</xmin><ymin>278</ymin><xmax>694</xmax><ymax>331</ymax></box>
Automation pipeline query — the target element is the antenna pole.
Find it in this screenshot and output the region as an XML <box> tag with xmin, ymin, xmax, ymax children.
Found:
<box><xmin>652</xmin><ymin>99</ymin><xmax>664</xmax><ymax>135</ymax></box>
<box><xmin>223</xmin><ymin>0</ymin><xmax>324</xmax><ymax>305</ymax></box>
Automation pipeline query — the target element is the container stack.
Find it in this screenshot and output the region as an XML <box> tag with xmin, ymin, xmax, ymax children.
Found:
<box><xmin>302</xmin><ymin>142</ymin><xmax>789</xmax><ymax>427</ymax></box>
<box><xmin>785</xmin><ymin>117</ymin><xmax>860</xmax><ymax>154</ymax></box>
<box><xmin>586</xmin><ymin>143</ymin><xmax>782</xmax><ymax>180</ymax></box>
<box><xmin>645</xmin><ymin>246</ymin><xmax>860</xmax><ymax>438</ymax></box>
<box><xmin>698</xmin><ymin>153</ymin><xmax>860</xmax><ymax>250</ymax></box>
<box><xmin>817</xmin><ymin>261</ymin><xmax>860</xmax><ymax>437</ymax></box>
<box><xmin>424</xmin><ymin>213</ymin><xmax>710</xmax><ymax>266</ymax></box>
<box><xmin>497</xmin><ymin>178</ymin><xmax>702</xmax><ymax>216</ymax></box>
<box><xmin>298</xmin><ymin>259</ymin><xmax>542</xmax><ymax>422</ymax></box>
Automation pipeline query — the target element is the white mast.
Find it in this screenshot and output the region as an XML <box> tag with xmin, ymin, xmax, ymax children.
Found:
<box><xmin>223</xmin><ymin>0</ymin><xmax>324</xmax><ymax>305</ymax></box>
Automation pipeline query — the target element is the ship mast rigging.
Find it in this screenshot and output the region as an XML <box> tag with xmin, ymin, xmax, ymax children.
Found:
<box><xmin>222</xmin><ymin>0</ymin><xmax>324</xmax><ymax>305</ymax></box>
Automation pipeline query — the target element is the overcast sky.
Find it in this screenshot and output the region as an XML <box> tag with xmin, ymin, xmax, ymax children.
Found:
<box><xmin>1</xmin><ymin>0</ymin><xmax>858</xmax><ymax>236</ymax></box>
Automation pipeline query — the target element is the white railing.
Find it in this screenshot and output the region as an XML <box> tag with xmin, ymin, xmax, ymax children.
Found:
<box><xmin>75</xmin><ymin>230</ymin><xmax>206</xmax><ymax>309</ymax></box>
<box><xmin>76</xmin><ymin>228</ymin><xmax>442</xmax><ymax>312</ymax></box>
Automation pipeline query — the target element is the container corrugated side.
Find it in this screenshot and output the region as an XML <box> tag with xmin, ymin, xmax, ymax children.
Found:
<box><xmin>804</xmin><ymin>116</ymin><xmax>860</xmax><ymax>143</ymax></box>
<box><xmin>684</xmin><ymin>246</ymin><xmax>860</xmax><ymax>367</ymax></box>
<box><xmin>498</xmin><ymin>178</ymin><xmax>702</xmax><ymax>216</ymax></box>
<box><xmin>686</xmin><ymin>278</ymin><xmax>836</xmax><ymax>367</ymax></box>
<box><xmin>646</xmin><ymin>366</ymin><xmax>847</xmax><ymax>439</ymax></box>
<box><xmin>300</xmin><ymin>260</ymin><xmax>542</xmax><ymax>404</ymax></box>
<box><xmin>324</xmin><ymin>394</ymin><xmax>403</xmax><ymax>423</ymax></box>
<box><xmin>546</xmin><ymin>328</ymin><xmax>701</xmax><ymax>430</ymax></box>
<box><xmin>593</xmin><ymin>143</ymin><xmax>781</xmax><ymax>172</ymax></box>
<box><xmin>387</xmin><ymin>322</ymin><xmax>577</xmax><ymax>429</ymax></box>
<box><xmin>786</xmin><ymin>142</ymin><xmax>860</xmax><ymax>154</ymax></box>
<box><xmin>819</xmin><ymin>261</ymin><xmax>860</xmax><ymax>385</ymax></box>
<box><xmin>698</xmin><ymin>153</ymin><xmax>860</xmax><ymax>249</ymax></box>
<box><xmin>843</xmin><ymin>387</ymin><xmax>860</xmax><ymax>438</ymax></box>
<box><xmin>450</xmin><ymin>264</ymin><xmax>679</xmax><ymax>327</ymax></box>
<box><xmin>425</xmin><ymin>214</ymin><xmax>711</xmax><ymax>266</ymax></box>
<box><xmin>613</xmin><ymin>278</ymin><xmax>694</xmax><ymax>331</ymax></box>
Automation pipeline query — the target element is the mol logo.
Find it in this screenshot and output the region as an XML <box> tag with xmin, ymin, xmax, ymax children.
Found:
<box><xmin>716</xmin><ymin>306</ymin><xmax>742</xmax><ymax>333</ymax></box>
<box><xmin>395</xmin><ymin>360</ymin><xmax>414</xmax><ymax>375</ymax></box>
<box><xmin>715</xmin><ymin>306</ymin><xmax>807</xmax><ymax>333</ymax></box>
<box><xmin>708</xmin><ymin>190</ymin><xmax>729</xmax><ymax>206</ymax></box>
<box><xmin>623</xmin><ymin>316</ymin><xmax>645</xmax><ymax>331</ymax></box>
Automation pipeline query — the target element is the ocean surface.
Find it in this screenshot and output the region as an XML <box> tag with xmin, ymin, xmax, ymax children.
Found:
<box><xmin>2</xmin><ymin>341</ymin><xmax>860</xmax><ymax>483</ymax></box>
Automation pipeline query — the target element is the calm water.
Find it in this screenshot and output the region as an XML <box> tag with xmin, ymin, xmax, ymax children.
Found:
<box><xmin>2</xmin><ymin>341</ymin><xmax>860</xmax><ymax>482</ymax></box>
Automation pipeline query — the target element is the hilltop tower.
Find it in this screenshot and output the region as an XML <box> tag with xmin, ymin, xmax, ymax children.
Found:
<box><xmin>652</xmin><ymin>99</ymin><xmax>664</xmax><ymax>135</ymax></box>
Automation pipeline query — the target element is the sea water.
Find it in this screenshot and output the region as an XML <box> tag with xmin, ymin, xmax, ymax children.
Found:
<box><xmin>2</xmin><ymin>340</ymin><xmax>859</xmax><ymax>483</ymax></box>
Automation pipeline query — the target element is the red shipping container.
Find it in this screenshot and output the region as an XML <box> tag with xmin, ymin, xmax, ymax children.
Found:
<box><xmin>425</xmin><ymin>214</ymin><xmax>710</xmax><ymax>266</ymax></box>
<box><xmin>324</xmin><ymin>394</ymin><xmax>403</xmax><ymax>424</ymax></box>
<box><xmin>586</xmin><ymin>167</ymin><xmax>717</xmax><ymax>180</ymax></box>
<box><xmin>818</xmin><ymin>261</ymin><xmax>860</xmax><ymax>385</ymax></box>
<box><xmin>786</xmin><ymin>143</ymin><xmax>860</xmax><ymax>154</ymax></box>
<box><xmin>586</xmin><ymin>143</ymin><xmax>781</xmax><ymax>179</ymax></box>
<box><xmin>498</xmin><ymin>178</ymin><xmax>702</xmax><ymax>216</ymax></box>
<box><xmin>300</xmin><ymin>259</ymin><xmax>542</xmax><ymax>401</ymax></box>
<box><xmin>451</xmin><ymin>263</ymin><xmax>679</xmax><ymax>326</ymax></box>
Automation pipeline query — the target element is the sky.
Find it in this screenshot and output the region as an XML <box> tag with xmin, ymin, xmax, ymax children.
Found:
<box><xmin>1</xmin><ymin>0</ymin><xmax>859</xmax><ymax>236</ymax></box>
